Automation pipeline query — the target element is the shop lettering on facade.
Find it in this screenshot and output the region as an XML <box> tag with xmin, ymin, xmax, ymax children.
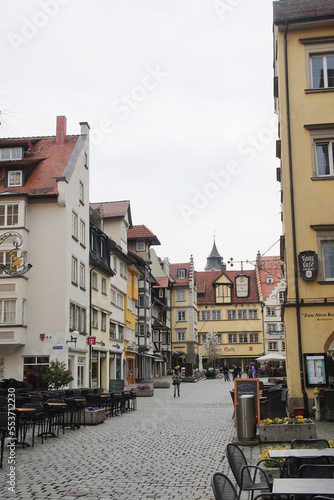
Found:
<box><xmin>224</xmin><ymin>347</ymin><xmax>235</xmax><ymax>352</ymax></box>
<box><xmin>303</xmin><ymin>312</ymin><xmax>334</xmax><ymax>320</ymax></box>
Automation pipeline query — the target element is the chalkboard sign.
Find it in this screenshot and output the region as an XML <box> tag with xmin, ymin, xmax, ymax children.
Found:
<box><xmin>109</xmin><ymin>379</ymin><xmax>124</xmax><ymax>393</ymax></box>
<box><xmin>234</xmin><ymin>378</ymin><xmax>260</xmax><ymax>426</ymax></box>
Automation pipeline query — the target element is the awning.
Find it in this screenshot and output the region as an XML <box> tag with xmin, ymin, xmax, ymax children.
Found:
<box><xmin>92</xmin><ymin>347</ymin><xmax>108</xmax><ymax>353</ymax></box>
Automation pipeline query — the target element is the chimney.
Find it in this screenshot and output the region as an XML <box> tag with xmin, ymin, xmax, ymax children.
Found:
<box><xmin>56</xmin><ymin>116</ymin><xmax>67</xmax><ymax>145</ymax></box>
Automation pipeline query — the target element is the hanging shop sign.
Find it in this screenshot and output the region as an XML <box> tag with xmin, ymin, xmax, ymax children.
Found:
<box><xmin>0</xmin><ymin>232</ymin><xmax>32</xmax><ymax>276</ymax></box>
<box><xmin>235</xmin><ymin>274</ymin><xmax>250</xmax><ymax>298</ymax></box>
<box><xmin>298</xmin><ymin>251</ymin><xmax>318</xmax><ymax>281</ymax></box>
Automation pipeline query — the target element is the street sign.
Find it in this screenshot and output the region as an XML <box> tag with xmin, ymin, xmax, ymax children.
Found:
<box><xmin>87</xmin><ymin>336</ymin><xmax>96</xmax><ymax>345</ymax></box>
<box><xmin>52</xmin><ymin>345</ymin><xmax>63</xmax><ymax>350</ymax></box>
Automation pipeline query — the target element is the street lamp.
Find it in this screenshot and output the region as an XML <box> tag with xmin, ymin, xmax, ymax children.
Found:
<box><xmin>67</xmin><ymin>330</ymin><xmax>79</xmax><ymax>346</ymax></box>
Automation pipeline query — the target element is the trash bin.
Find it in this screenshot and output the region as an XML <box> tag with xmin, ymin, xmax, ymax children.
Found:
<box><xmin>236</xmin><ymin>394</ymin><xmax>256</xmax><ymax>440</ymax></box>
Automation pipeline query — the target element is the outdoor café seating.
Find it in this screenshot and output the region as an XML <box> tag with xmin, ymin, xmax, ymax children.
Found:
<box><xmin>259</xmin><ymin>386</ymin><xmax>287</xmax><ymax>419</ymax></box>
<box><xmin>211</xmin><ymin>472</ymin><xmax>238</xmax><ymax>500</ymax></box>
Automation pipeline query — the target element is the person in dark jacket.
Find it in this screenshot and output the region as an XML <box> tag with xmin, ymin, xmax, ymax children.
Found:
<box><xmin>172</xmin><ymin>368</ymin><xmax>182</xmax><ymax>397</ymax></box>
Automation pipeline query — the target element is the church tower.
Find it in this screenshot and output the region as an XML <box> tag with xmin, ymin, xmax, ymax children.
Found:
<box><xmin>204</xmin><ymin>239</ymin><xmax>224</xmax><ymax>271</ymax></box>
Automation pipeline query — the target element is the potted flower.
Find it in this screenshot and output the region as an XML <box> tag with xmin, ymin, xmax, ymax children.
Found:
<box><xmin>136</xmin><ymin>384</ymin><xmax>154</xmax><ymax>397</ymax></box>
<box><xmin>259</xmin><ymin>416</ymin><xmax>316</xmax><ymax>442</ymax></box>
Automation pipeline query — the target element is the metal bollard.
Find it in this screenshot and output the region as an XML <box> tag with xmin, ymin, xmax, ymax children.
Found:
<box><xmin>312</xmin><ymin>387</ymin><xmax>321</xmax><ymax>421</ymax></box>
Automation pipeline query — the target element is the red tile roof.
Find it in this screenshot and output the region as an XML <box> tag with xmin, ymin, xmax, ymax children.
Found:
<box><xmin>0</xmin><ymin>135</ymin><xmax>79</xmax><ymax>196</ymax></box>
<box><xmin>127</xmin><ymin>225</ymin><xmax>160</xmax><ymax>245</ymax></box>
<box><xmin>258</xmin><ymin>256</ymin><xmax>284</xmax><ymax>300</ymax></box>
<box><xmin>90</xmin><ymin>200</ymin><xmax>130</xmax><ymax>219</ymax></box>
<box><xmin>153</xmin><ymin>277</ymin><xmax>169</xmax><ymax>288</ymax></box>
<box><xmin>169</xmin><ymin>263</ymin><xmax>191</xmax><ymax>286</ymax></box>
<box><xmin>274</xmin><ymin>0</ymin><xmax>334</xmax><ymax>22</ymax></box>
<box><xmin>196</xmin><ymin>269</ymin><xmax>260</xmax><ymax>304</ymax></box>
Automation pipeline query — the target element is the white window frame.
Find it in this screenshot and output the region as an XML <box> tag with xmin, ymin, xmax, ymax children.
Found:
<box><xmin>177</xmin><ymin>269</ymin><xmax>186</xmax><ymax>279</ymax></box>
<box><xmin>268</xmin><ymin>341</ymin><xmax>278</xmax><ymax>351</ymax></box>
<box><xmin>101</xmin><ymin>312</ymin><xmax>107</xmax><ymax>331</ymax></box>
<box><xmin>177</xmin><ymin>310</ymin><xmax>186</xmax><ymax>322</ymax></box>
<box><xmin>201</xmin><ymin>310</ymin><xmax>210</xmax><ymax>321</ymax></box>
<box><xmin>303</xmin><ymin>39</ymin><xmax>334</xmax><ymax>90</ymax></box>
<box><xmin>117</xmin><ymin>293</ymin><xmax>124</xmax><ymax>309</ymax></box>
<box><xmin>110</xmin><ymin>287</ymin><xmax>116</xmax><ymax>305</ymax></box>
<box><xmin>212</xmin><ymin>310</ymin><xmax>221</xmax><ymax>321</ymax></box>
<box><xmin>110</xmin><ymin>321</ymin><xmax>116</xmax><ymax>338</ymax></box>
<box><xmin>227</xmin><ymin>310</ymin><xmax>236</xmax><ymax>320</ymax></box>
<box><xmin>266</xmin><ymin>275</ymin><xmax>274</xmax><ymax>285</ymax></box>
<box><xmin>92</xmin><ymin>309</ymin><xmax>98</xmax><ymax>329</ymax></box>
<box><xmin>72</xmin><ymin>211</ymin><xmax>78</xmax><ymax>240</ymax></box>
<box><xmin>249</xmin><ymin>333</ymin><xmax>259</xmax><ymax>343</ymax></box>
<box><xmin>239</xmin><ymin>333</ymin><xmax>248</xmax><ymax>343</ymax></box>
<box><xmin>310</xmin><ymin>54</ymin><xmax>334</xmax><ymax>89</ymax></box>
<box><xmin>8</xmin><ymin>171</ymin><xmax>22</xmax><ymax>187</ymax></box>
<box><xmin>176</xmin><ymin>289</ymin><xmax>186</xmax><ymax>301</ymax></box>
<box><xmin>228</xmin><ymin>333</ymin><xmax>237</xmax><ymax>343</ymax></box>
<box><xmin>0</xmin><ymin>147</ymin><xmax>23</xmax><ymax>161</ymax></box>
<box><xmin>91</xmin><ymin>271</ymin><xmax>98</xmax><ymax>290</ymax></box>
<box><xmin>0</xmin><ymin>204</ymin><xmax>19</xmax><ymax>227</ymax></box>
<box><xmin>0</xmin><ymin>299</ymin><xmax>16</xmax><ymax>324</ymax></box>
<box><xmin>79</xmin><ymin>181</ymin><xmax>84</xmax><ymax>204</ymax></box>
<box><xmin>80</xmin><ymin>219</ymin><xmax>86</xmax><ymax>246</ymax></box>
<box><xmin>313</xmin><ymin>226</ymin><xmax>334</xmax><ymax>281</ymax></box>
<box><xmin>79</xmin><ymin>262</ymin><xmax>85</xmax><ymax>289</ymax></box>
<box><xmin>101</xmin><ymin>277</ymin><xmax>107</xmax><ymax>295</ymax></box>
<box><xmin>267</xmin><ymin>307</ymin><xmax>276</xmax><ymax>317</ymax></box>
<box><xmin>71</xmin><ymin>256</ymin><xmax>78</xmax><ymax>285</ymax></box>
<box><xmin>249</xmin><ymin>309</ymin><xmax>258</xmax><ymax>319</ymax></box>
<box><xmin>238</xmin><ymin>309</ymin><xmax>247</xmax><ymax>320</ymax></box>
<box><xmin>177</xmin><ymin>330</ymin><xmax>185</xmax><ymax>341</ymax></box>
<box><xmin>136</xmin><ymin>241</ymin><xmax>145</xmax><ymax>251</ymax></box>
<box><xmin>159</xmin><ymin>289</ymin><xmax>164</xmax><ymax>298</ymax></box>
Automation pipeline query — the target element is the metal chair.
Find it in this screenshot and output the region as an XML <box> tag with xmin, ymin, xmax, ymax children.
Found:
<box><xmin>281</xmin><ymin>456</ymin><xmax>331</xmax><ymax>478</ymax></box>
<box><xmin>226</xmin><ymin>443</ymin><xmax>278</xmax><ymax>500</ymax></box>
<box><xmin>298</xmin><ymin>464</ymin><xmax>334</xmax><ymax>478</ymax></box>
<box><xmin>211</xmin><ymin>472</ymin><xmax>238</xmax><ymax>500</ymax></box>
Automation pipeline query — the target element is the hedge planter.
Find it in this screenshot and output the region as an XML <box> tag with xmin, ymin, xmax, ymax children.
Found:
<box><xmin>136</xmin><ymin>389</ymin><xmax>154</xmax><ymax>397</ymax></box>
<box><xmin>259</xmin><ymin>421</ymin><xmax>316</xmax><ymax>442</ymax></box>
<box><xmin>153</xmin><ymin>382</ymin><xmax>170</xmax><ymax>389</ymax></box>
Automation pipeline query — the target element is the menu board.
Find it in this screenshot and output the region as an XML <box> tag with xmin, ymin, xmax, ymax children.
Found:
<box><xmin>109</xmin><ymin>379</ymin><xmax>124</xmax><ymax>393</ymax></box>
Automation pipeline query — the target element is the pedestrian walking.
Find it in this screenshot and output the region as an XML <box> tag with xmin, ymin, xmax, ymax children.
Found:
<box><xmin>251</xmin><ymin>364</ymin><xmax>256</xmax><ymax>378</ymax></box>
<box><xmin>172</xmin><ymin>366</ymin><xmax>182</xmax><ymax>397</ymax></box>
<box><xmin>223</xmin><ymin>365</ymin><xmax>230</xmax><ymax>381</ymax></box>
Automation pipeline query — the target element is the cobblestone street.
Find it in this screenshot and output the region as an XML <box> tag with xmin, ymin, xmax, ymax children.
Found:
<box><xmin>1</xmin><ymin>377</ymin><xmax>333</xmax><ymax>499</ymax></box>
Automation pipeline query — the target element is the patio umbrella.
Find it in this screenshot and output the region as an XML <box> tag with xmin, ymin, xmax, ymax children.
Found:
<box><xmin>256</xmin><ymin>353</ymin><xmax>285</xmax><ymax>376</ymax></box>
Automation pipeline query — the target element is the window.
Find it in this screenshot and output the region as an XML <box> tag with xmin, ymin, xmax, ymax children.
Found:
<box><xmin>101</xmin><ymin>312</ymin><xmax>107</xmax><ymax>331</ymax></box>
<box><xmin>101</xmin><ymin>277</ymin><xmax>107</xmax><ymax>295</ymax></box>
<box><xmin>91</xmin><ymin>271</ymin><xmax>98</xmax><ymax>290</ymax></box>
<box><xmin>136</xmin><ymin>241</ymin><xmax>145</xmax><ymax>251</ymax></box>
<box><xmin>201</xmin><ymin>310</ymin><xmax>210</xmax><ymax>321</ymax></box>
<box><xmin>268</xmin><ymin>342</ymin><xmax>278</xmax><ymax>351</ymax></box>
<box><xmin>239</xmin><ymin>333</ymin><xmax>248</xmax><ymax>343</ymax></box>
<box><xmin>0</xmin><ymin>204</ymin><xmax>18</xmax><ymax>226</ymax></box>
<box><xmin>268</xmin><ymin>324</ymin><xmax>277</xmax><ymax>333</ymax></box>
<box><xmin>202</xmin><ymin>334</ymin><xmax>206</xmax><ymax>344</ymax></box>
<box><xmin>128</xmin><ymin>273</ymin><xmax>131</xmax><ymax>285</ymax></box>
<box><xmin>139</xmin><ymin>324</ymin><xmax>145</xmax><ymax>336</ymax></box>
<box><xmin>80</xmin><ymin>220</ymin><xmax>86</xmax><ymax>246</ymax></box>
<box><xmin>217</xmin><ymin>334</ymin><xmax>222</xmax><ymax>344</ymax></box>
<box><xmin>139</xmin><ymin>295</ymin><xmax>144</xmax><ymax>308</ymax></box>
<box><xmin>177</xmin><ymin>310</ymin><xmax>186</xmax><ymax>321</ymax></box>
<box><xmin>77</xmin><ymin>358</ymin><xmax>85</xmax><ymax>388</ymax></box>
<box><xmin>238</xmin><ymin>309</ymin><xmax>247</xmax><ymax>320</ymax></box>
<box><xmin>177</xmin><ymin>269</ymin><xmax>186</xmax><ymax>279</ymax></box>
<box><xmin>100</xmin><ymin>239</ymin><xmax>106</xmax><ymax>259</ymax></box>
<box><xmin>72</xmin><ymin>211</ymin><xmax>78</xmax><ymax>239</ymax></box>
<box><xmin>110</xmin><ymin>321</ymin><xmax>116</xmax><ymax>338</ymax></box>
<box><xmin>135</xmin><ymin>277</ymin><xmax>138</xmax><ymax>288</ymax></box>
<box><xmin>267</xmin><ymin>307</ymin><xmax>276</xmax><ymax>317</ymax></box>
<box><xmin>176</xmin><ymin>289</ymin><xmax>185</xmax><ymax>301</ymax></box>
<box><xmin>212</xmin><ymin>310</ymin><xmax>221</xmax><ymax>320</ymax></box>
<box><xmin>215</xmin><ymin>284</ymin><xmax>232</xmax><ymax>303</ymax></box>
<box><xmin>117</xmin><ymin>293</ymin><xmax>124</xmax><ymax>309</ymax></box>
<box><xmin>113</xmin><ymin>256</ymin><xmax>117</xmax><ymax>272</ymax></box>
<box><xmin>282</xmin><ymin>340</ymin><xmax>285</xmax><ymax>351</ymax></box>
<box><xmin>227</xmin><ymin>310</ymin><xmax>236</xmax><ymax>320</ymax></box>
<box><xmin>159</xmin><ymin>289</ymin><xmax>164</xmax><ymax>298</ymax></box>
<box><xmin>266</xmin><ymin>275</ymin><xmax>273</xmax><ymax>285</ymax></box>
<box><xmin>92</xmin><ymin>309</ymin><xmax>98</xmax><ymax>328</ymax></box>
<box><xmin>313</xmin><ymin>226</ymin><xmax>334</xmax><ymax>281</ymax></box>
<box><xmin>71</xmin><ymin>256</ymin><xmax>78</xmax><ymax>284</ymax></box>
<box><xmin>79</xmin><ymin>262</ymin><xmax>85</xmax><ymax>289</ymax></box>
<box><xmin>177</xmin><ymin>331</ymin><xmax>185</xmax><ymax>341</ymax></box>
<box><xmin>8</xmin><ymin>171</ymin><xmax>22</xmax><ymax>186</ymax></box>
<box><xmin>120</xmin><ymin>262</ymin><xmax>127</xmax><ymax>278</ymax></box>
<box><xmin>70</xmin><ymin>303</ymin><xmax>86</xmax><ymax>333</ymax></box>
<box><xmin>249</xmin><ymin>309</ymin><xmax>258</xmax><ymax>319</ymax></box>
<box><xmin>153</xmin><ymin>330</ymin><xmax>160</xmax><ymax>342</ymax></box>
<box><xmin>23</xmin><ymin>356</ymin><xmax>49</xmax><ymax>390</ymax></box>
<box><xmin>118</xmin><ymin>325</ymin><xmax>124</xmax><ymax>340</ymax></box>
<box><xmin>315</xmin><ymin>141</ymin><xmax>334</xmax><ymax>176</ymax></box>
<box><xmin>0</xmin><ymin>299</ymin><xmax>16</xmax><ymax>323</ymax></box>
<box><xmin>0</xmin><ymin>148</ymin><xmax>23</xmax><ymax>161</ymax></box>
<box><xmin>249</xmin><ymin>333</ymin><xmax>259</xmax><ymax>343</ymax></box>
<box><xmin>79</xmin><ymin>181</ymin><xmax>84</xmax><ymax>204</ymax></box>
<box><xmin>279</xmin><ymin>290</ymin><xmax>285</xmax><ymax>304</ymax></box>
<box><xmin>311</xmin><ymin>54</ymin><xmax>334</xmax><ymax>89</ymax></box>
<box><xmin>110</xmin><ymin>287</ymin><xmax>116</xmax><ymax>305</ymax></box>
<box><xmin>228</xmin><ymin>334</ymin><xmax>237</xmax><ymax>343</ymax></box>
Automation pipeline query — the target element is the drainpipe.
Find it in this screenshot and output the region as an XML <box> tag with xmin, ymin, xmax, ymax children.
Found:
<box><xmin>284</xmin><ymin>22</ymin><xmax>309</xmax><ymax>415</ymax></box>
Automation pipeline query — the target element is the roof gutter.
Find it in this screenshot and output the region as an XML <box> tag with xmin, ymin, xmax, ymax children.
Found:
<box><xmin>284</xmin><ymin>21</ymin><xmax>309</xmax><ymax>415</ymax></box>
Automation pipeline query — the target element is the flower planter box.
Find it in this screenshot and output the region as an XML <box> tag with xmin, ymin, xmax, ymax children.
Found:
<box><xmin>259</xmin><ymin>465</ymin><xmax>281</xmax><ymax>481</ymax></box>
<box><xmin>259</xmin><ymin>421</ymin><xmax>316</xmax><ymax>443</ymax></box>
<box><xmin>82</xmin><ymin>409</ymin><xmax>105</xmax><ymax>425</ymax></box>
<box><xmin>136</xmin><ymin>389</ymin><xmax>154</xmax><ymax>397</ymax></box>
<box><xmin>153</xmin><ymin>382</ymin><xmax>170</xmax><ymax>389</ymax></box>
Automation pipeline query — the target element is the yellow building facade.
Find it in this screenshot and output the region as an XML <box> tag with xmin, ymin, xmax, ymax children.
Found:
<box><xmin>274</xmin><ymin>1</ymin><xmax>334</xmax><ymax>413</ymax></box>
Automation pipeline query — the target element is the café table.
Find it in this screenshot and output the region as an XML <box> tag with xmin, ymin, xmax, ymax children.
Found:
<box><xmin>16</xmin><ymin>408</ymin><xmax>38</xmax><ymax>447</ymax></box>
<box><xmin>273</xmin><ymin>478</ymin><xmax>334</xmax><ymax>495</ymax></box>
<box><xmin>269</xmin><ymin>448</ymin><xmax>334</xmax><ymax>459</ymax></box>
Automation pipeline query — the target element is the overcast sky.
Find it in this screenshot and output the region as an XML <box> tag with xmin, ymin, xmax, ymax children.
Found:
<box><xmin>1</xmin><ymin>0</ymin><xmax>281</xmax><ymax>271</ymax></box>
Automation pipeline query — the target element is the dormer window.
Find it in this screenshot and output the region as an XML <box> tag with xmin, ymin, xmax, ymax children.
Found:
<box><xmin>177</xmin><ymin>268</ymin><xmax>186</xmax><ymax>279</ymax></box>
<box><xmin>8</xmin><ymin>171</ymin><xmax>23</xmax><ymax>187</ymax></box>
<box><xmin>0</xmin><ymin>148</ymin><xmax>23</xmax><ymax>161</ymax></box>
<box><xmin>266</xmin><ymin>275</ymin><xmax>274</xmax><ymax>285</ymax></box>
<box><xmin>136</xmin><ymin>241</ymin><xmax>145</xmax><ymax>251</ymax></box>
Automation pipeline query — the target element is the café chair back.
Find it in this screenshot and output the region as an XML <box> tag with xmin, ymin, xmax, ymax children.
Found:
<box><xmin>211</xmin><ymin>472</ymin><xmax>238</xmax><ymax>500</ymax></box>
<box><xmin>281</xmin><ymin>456</ymin><xmax>331</xmax><ymax>478</ymax></box>
<box><xmin>298</xmin><ymin>464</ymin><xmax>334</xmax><ymax>478</ymax></box>
<box><xmin>226</xmin><ymin>443</ymin><xmax>273</xmax><ymax>500</ymax></box>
